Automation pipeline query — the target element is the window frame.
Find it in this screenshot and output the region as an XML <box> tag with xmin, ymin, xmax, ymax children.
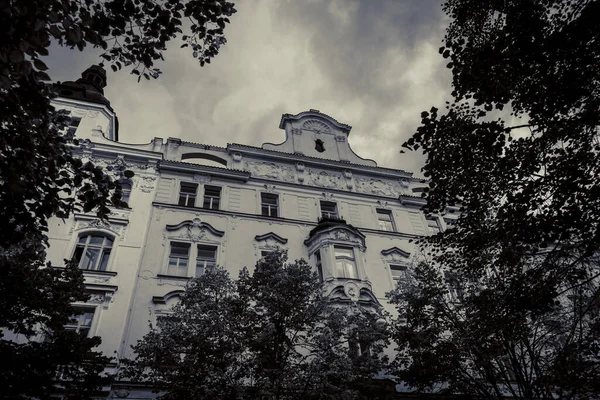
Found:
<box><xmin>73</xmin><ymin>233</ymin><xmax>114</xmax><ymax>271</ymax></box>
<box><xmin>67</xmin><ymin>116</ymin><xmax>82</xmax><ymax>136</ymax></box>
<box><xmin>376</xmin><ymin>208</ymin><xmax>395</xmax><ymax>232</ymax></box>
<box><xmin>120</xmin><ymin>181</ymin><xmax>132</xmax><ymax>206</ymax></box>
<box><xmin>203</xmin><ymin>185</ymin><xmax>221</xmax><ymax>210</ymax></box>
<box><xmin>165</xmin><ymin>241</ymin><xmax>219</xmax><ymax>278</ymax></box>
<box><xmin>334</xmin><ymin>245</ymin><xmax>358</xmax><ymax>279</ymax></box>
<box><xmin>261</xmin><ymin>192</ymin><xmax>279</xmax><ymax>217</ymax></box>
<box><xmin>320</xmin><ymin>200</ymin><xmax>338</xmax><ymax>219</ymax></box>
<box><xmin>314</xmin><ymin>250</ymin><xmax>324</xmax><ymax>282</ymax></box>
<box><xmin>167</xmin><ymin>242</ymin><xmax>191</xmax><ymax>277</ymax></box>
<box><xmin>426</xmin><ymin>216</ymin><xmax>442</xmax><ymax>234</ymax></box>
<box><xmin>390</xmin><ymin>264</ymin><xmax>409</xmax><ymax>283</ymax></box>
<box><xmin>65</xmin><ymin>306</ymin><xmax>97</xmax><ymax>338</ymax></box>
<box><xmin>195</xmin><ymin>244</ymin><xmax>217</xmax><ymax>277</ymax></box>
<box><xmin>178</xmin><ymin>182</ymin><xmax>198</xmax><ymax>207</ymax></box>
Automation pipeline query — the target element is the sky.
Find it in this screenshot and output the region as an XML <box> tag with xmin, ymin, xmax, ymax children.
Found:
<box><xmin>45</xmin><ymin>0</ymin><xmax>452</xmax><ymax>175</ymax></box>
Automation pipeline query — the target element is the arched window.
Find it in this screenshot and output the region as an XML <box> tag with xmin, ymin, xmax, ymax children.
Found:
<box><xmin>73</xmin><ymin>234</ymin><xmax>114</xmax><ymax>271</ymax></box>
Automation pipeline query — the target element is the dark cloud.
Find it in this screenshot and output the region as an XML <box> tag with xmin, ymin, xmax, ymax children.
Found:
<box><xmin>43</xmin><ymin>0</ymin><xmax>452</xmax><ymax>175</ymax></box>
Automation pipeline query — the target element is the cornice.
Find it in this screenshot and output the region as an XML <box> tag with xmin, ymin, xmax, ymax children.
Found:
<box><xmin>227</xmin><ymin>143</ymin><xmax>417</xmax><ymax>180</ymax></box>
<box><xmin>152</xmin><ymin>202</ymin><xmax>422</xmax><ymax>240</ymax></box>
<box><xmin>159</xmin><ymin>160</ymin><xmax>250</xmax><ymax>182</ymax></box>
<box><xmin>166</xmin><ymin>219</ymin><xmax>225</xmax><ymax>237</ymax></box>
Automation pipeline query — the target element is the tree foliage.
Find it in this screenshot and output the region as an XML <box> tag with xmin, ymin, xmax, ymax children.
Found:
<box><xmin>124</xmin><ymin>251</ymin><xmax>391</xmax><ymax>400</ymax></box>
<box><xmin>395</xmin><ymin>0</ymin><xmax>600</xmax><ymax>398</ymax></box>
<box><xmin>0</xmin><ymin>0</ymin><xmax>236</xmax><ymax>396</ymax></box>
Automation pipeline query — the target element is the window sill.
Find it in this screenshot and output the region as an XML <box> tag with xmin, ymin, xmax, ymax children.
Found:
<box><xmin>157</xmin><ymin>274</ymin><xmax>192</xmax><ymax>281</ymax></box>
<box><xmin>81</xmin><ymin>269</ymin><xmax>118</xmax><ymax>277</ymax></box>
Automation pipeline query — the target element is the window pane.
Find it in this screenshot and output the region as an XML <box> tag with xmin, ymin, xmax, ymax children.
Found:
<box><xmin>81</xmin><ymin>248</ymin><xmax>100</xmax><ymax>270</ymax></box>
<box><xmin>195</xmin><ymin>261</ymin><xmax>205</xmax><ymax>277</ymax></box>
<box><xmin>391</xmin><ymin>265</ymin><xmax>407</xmax><ymax>280</ymax></box>
<box><xmin>99</xmin><ymin>249</ymin><xmax>111</xmax><ymax>271</ymax></box>
<box><xmin>73</xmin><ymin>246</ymin><xmax>84</xmax><ymax>265</ymax></box>
<box><xmin>261</xmin><ymin>193</ymin><xmax>278</xmax><ymax>205</ymax></box>
<box><xmin>344</xmin><ymin>260</ymin><xmax>358</xmax><ymax>279</ymax></box>
<box><xmin>197</xmin><ymin>246</ymin><xmax>216</xmax><ymax>260</ymax></box>
<box><xmin>321</xmin><ymin>201</ymin><xmax>336</xmax><ymax>212</ymax></box>
<box><xmin>334</xmin><ymin>247</ymin><xmax>354</xmax><ymax>259</ymax></box>
<box><xmin>170</xmin><ymin>243</ymin><xmax>190</xmax><ymax>256</ymax></box>
<box><xmin>204</xmin><ymin>186</ymin><xmax>221</xmax><ymax>196</ymax></box>
<box><xmin>336</xmin><ymin>260</ymin><xmax>345</xmax><ymax>277</ymax></box>
<box><xmin>89</xmin><ymin>236</ymin><xmax>104</xmax><ymax>245</ymax></box>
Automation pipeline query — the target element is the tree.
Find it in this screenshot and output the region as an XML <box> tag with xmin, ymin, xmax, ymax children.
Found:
<box><xmin>124</xmin><ymin>250</ymin><xmax>390</xmax><ymax>399</ymax></box>
<box><xmin>394</xmin><ymin>0</ymin><xmax>600</xmax><ymax>398</ymax></box>
<box><xmin>0</xmin><ymin>0</ymin><xmax>236</xmax><ymax>396</ymax></box>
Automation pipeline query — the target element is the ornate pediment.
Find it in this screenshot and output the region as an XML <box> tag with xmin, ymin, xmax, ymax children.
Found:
<box><xmin>304</xmin><ymin>221</ymin><xmax>366</xmax><ymax>253</ymax></box>
<box><xmin>325</xmin><ymin>279</ymin><xmax>380</xmax><ymax>309</ymax></box>
<box><xmin>381</xmin><ymin>247</ymin><xmax>411</xmax><ymax>259</ymax></box>
<box><xmin>165</xmin><ymin>218</ymin><xmax>224</xmax><ymax>242</ymax></box>
<box><xmin>254</xmin><ymin>232</ymin><xmax>288</xmax><ymax>245</ymax></box>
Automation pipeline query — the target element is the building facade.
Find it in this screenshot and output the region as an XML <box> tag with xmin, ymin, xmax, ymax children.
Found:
<box><xmin>47</xmin><ymin>66</ymin><xmax>454</xmax><ymax>398</ymax></box>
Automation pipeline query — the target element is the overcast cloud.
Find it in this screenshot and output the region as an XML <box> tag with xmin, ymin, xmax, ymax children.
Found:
<box><xmin>45</xmin><ymin>0</ymin><xmax>452</xmax><ymax>175</ymax></box>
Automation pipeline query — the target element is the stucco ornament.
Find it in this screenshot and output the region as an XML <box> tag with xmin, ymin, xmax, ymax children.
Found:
<box><xmin>140</xmin><ymin>176</ymin><xmax>157</xmax><ymax>193</ymax></box>
<box><xmin>344</xmin><ymin>281</ymin><xmax>360</xmax><ymax>301</ymax></box>
<box><xmin>356</xmin><ymin>177</ymin><xmax>404</xmax><ymax>197</ymax></box>
<box><xmin>301</xmin><ymin>119</ymin><xmax>332</xmax><ymax>134</ymax></box>
<box><xmin>308</xmin><ymin>169</ymin><xmax>343</xmax><ymax>189</ymax></box>
<box><xmin>166</xmin><ymin>218</ymin><xmax>225</xmax><ymax>243</ymax></box>
<box><xmin>247</xmin><ymin>161</ymin><xmax>294</xmax><ymax>181</ymax></box>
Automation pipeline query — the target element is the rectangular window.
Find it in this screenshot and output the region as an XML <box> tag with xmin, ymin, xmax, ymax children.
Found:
<box><xmin>377</xmin><ymin>209</ymin><xmax>395</xmax><ymax>231</ymax></box>
<box><xmin>167</xmin><ymin>242</ymin><xmax>190</xmax><ymax>276</ymax></box>
<box><xmin>261</xmin><ymin>193</ymin><xmax>279</xmax><ymax>217</ymax></box>
<box><xmin>120</xmin><ymin>182</ymin><xmax>132</xmax><ymax>206</ymax></box>
<box><xmin>67</xmin><ymin>117</ymin><xmax>81</xmax><ymax>136</ymax></box>
<box><xmin>65</xmin><ymin>308</ymin><xmax>95</xmax><ymax>337</ymax></box>
<box><xmin>426</xmin><ymin>216</ymin><xmax>441</xmax><ymax>234</ymax></box>
<box><xmin>314</xmin><ymin>250</ymin><xmax>324</xmax><ymax>282</ymax></box>
<box><xmin>178</xmin><ymin>182</ymin><xmax>198</xmax><ymax>207</ymax></box>
<box><xmin>195</xmin><ymin>245</ymin><xmax>217</xmax><ymax>277</ymax></box>
<box><xmin>203</xmin><ymin>185</ymin><xmax>221</xmax><ymax>210</ymax></box>
<box><xmin>390</xmin><ymin>264</ymin><xmax>408</xmax><ymax>282</ymax></box>
<box><xmin>320</xmin><ymin>201</ymin><xmax>338</xmax><ymax>219</ymax></box>
<box><xmin>261</xmin><ymin>250</ymin><xmax>273</xmax><ymax>258</ymax></box>
<box><xmin>334</xmin><ymin>246</ymin><xmax>358</xmax><ymax>279</ymax></box>
<box><xmin>73</xmin><ymin>234</ymin><xmax>113</xmax><ymax>271</ymax></box>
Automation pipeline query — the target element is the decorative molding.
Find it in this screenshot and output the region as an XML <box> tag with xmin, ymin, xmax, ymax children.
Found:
<box><xmin>356</xmin><ymin>177</ymin><xmax>405</xmax><ymax>197</ymax></box>
<box><xmin>263</xmin><ymin>184</ymin><xmax>277</xmax><ymax>193</ymax></box>
<box><xmin>247</xmin><ymin>161</ymin><xmax>295</xmax><ymax>181</ymax></box>
<box><xmin>381</xmin><ymin>246</ymin><xmax>411</xmax><ymax>259</ymax></box>
<box><xmin>166</xmin><ymin>218</ymin><xmax>225</xmax><ymax>242</ymax></box>
<box><xmin>301</xmin><ymin>119</ymin><xmax>332</xmax><ymax>134</ymax></box>
<box><xmin>254</xmin><ymin>232</ymin><xmax>288</xmax><ymax>245</ymax></box>
<box><xmin>152</xmin><ymin>290</ymin><xmax>185</xmax><ymax>304</ymax></box>
<box><xmin>308</xmin><ymin>169</ymin><xmax>343</xmax><ymax>190</ymax></box>
<box><xmin>232</xmin><ymin>152</ymin><xmax>242</xmax><ymax>162</ymax></box>
<box><xmin>304</xmin><ymin>223</ymin><xmax>366</xmax><ymax>253</ymax></box>
<box><xmin>377</xmin><ymin>200</ymin><xmax>389</xmax><ymax>208</ymax></box>
<box><xmin>322</xmin><ymin>192</ymin><xmax>334</xmax><ymax>201</ymax></box>
<box><xmin>140</xmin><ymin>175</ymin><xmax>157</xmax><ymax>193</ymax></box>
<box><xmin>335</xmin><ymin>136</ymin><xmax>346</xmax><ymax>142</ymax></box>
<box><xmin>193</xmin><ymin>174</ymin><xmax>211</xmax><ymax>183</ymax></box>
<box><xmin>292</xmin><ymin>128</ymin><xmax>303</xmax><ymax>135</ymax></box>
